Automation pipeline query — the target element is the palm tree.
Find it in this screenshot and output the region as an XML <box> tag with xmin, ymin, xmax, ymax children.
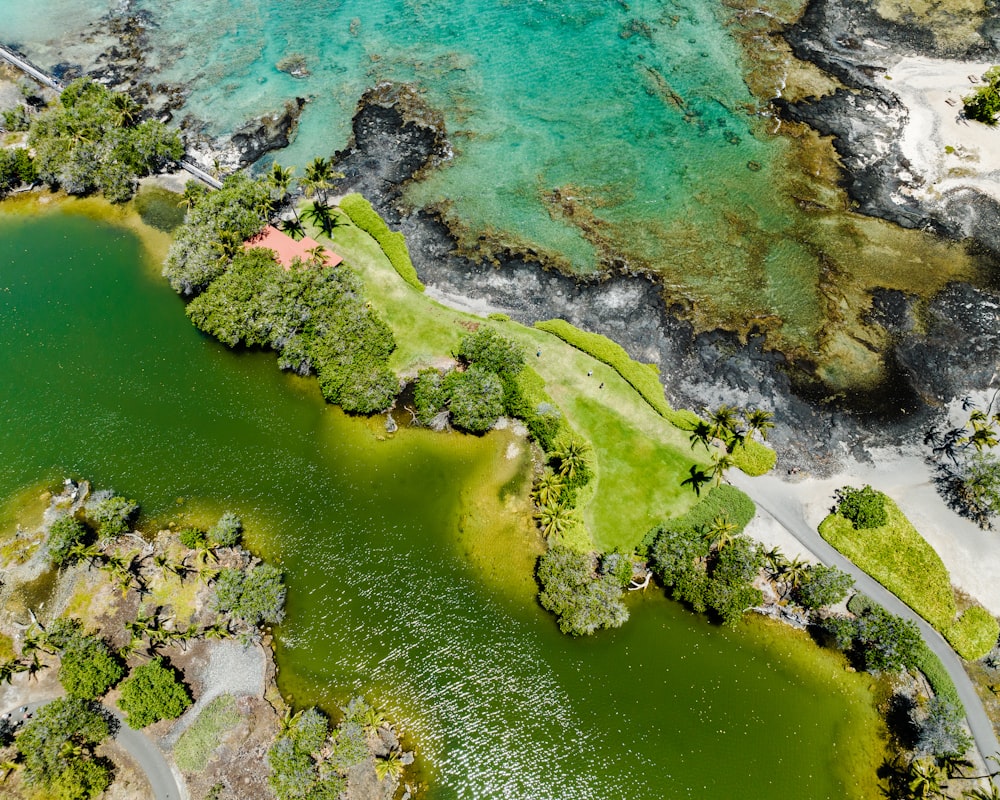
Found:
<box><xmin>178</xmin><ymin>181</ymin><xmax>207</xmax><ymax>211</ymax></box>
<box><xmin>0</xmin><ymin>659</ymin><xmax>27</xmax><ymax>685</ymax></box>
<box><xmin>779</xmin><ymin>557</ymin><xmax>810</xmax><ymax>599</ymax></box>
<box><xmin>688</xmin><ymin>420</ymin><xmax>712</xmax><ymax>451</ymax></box>
<box><xmin>709</xmin><ymin>451</ymin><xmax>735</xmax><ymax>486</ymax></box>
<box><xmin>268</xmin><ymin>162</ymin><xmax>295</xmax><ymax>207</ymax></box>
<box><xmin>701</xmin><ymin>514</ymin><xmax>737</xmax><ymax>552</ymax></box>
<box><xmin>552</xmin><ymin>437</ymin><xmax>591</xmax><ymax>483</ymax></box>
<box><xmin>211</xmin><ymin>234</ymin><xmax>241</xmax><ymax>265</ymax></box>
<box><xmin>535</xmin><ymin>501</ymin><xmax>578</xmax><ymax>539</ymax></box>
<box><xmin>375</xmin><ymin>752</ymin><xmax>404</xmax><ymax>781</ymax></box>
<box><xmin>965</xmin><ymin>785</ymin><xmax>1000</xmax><ymax>799</ymax></box>
<box><xmin>532</xmin><ymin>471</ymin><xmax>564</xmax><ymax>507</ymax></box>
<box><xmin>940</xmin><ymin>753</ymin><xmax>974</xmax><ymax>779</ymax></box>
<box><xmin>680</xmin><ymin>465</ymin><xmax>711</xmax><ymax>496</ymax></box>
<box><xmin>306</xmin><ymin>244</ymin><xmax>328</xmax><ymax>265</ymax></box>
<box><xmin>963</xmin><ymin>425</ymin><xmax>1000</xmax><ymax>452</ymax></box>
<box><xmin>301</xmin><ymin>157</ymin><xmax>343</xmax><ymax>205</ymax></box>
<box><xmin>362</xmin><ymin>706</ymin><xmax>386</xmax><ymax>733</ymax></box>
<box><xmin>706</xmin><ymin>404</ymin><xmax>740</xmax><ymax>443</ymax></box>
<box><xmin>109</xmin><ymin>92</ymin><xmax>141</xmax><ymax>127</ymax></box>
<box><xmin>763</xmin><ymin>547</ymin><xmax>788</xmax><ymax>579</ymax></box>
<box><xmin>743</xmin><ymin>408</ymin><xmax>775</xmax><ymax>441</ymax></box>
<box><xmin>909</xmin><ymin>758</ymin><xmax>947</xmax><ymax>799</ymax></box>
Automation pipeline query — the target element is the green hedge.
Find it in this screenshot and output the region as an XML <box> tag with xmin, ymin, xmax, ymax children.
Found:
<box><xmin>820</xmin><ymin>494</ymin><xmax>997</xmax><ymax>659</ymax></box>
<box><xmin>949</xmin><ymin>606</ymin><xmax>1000</xmax><ymax>661</ymax></box>
<box><xmin>534</xmin><ymin>319</ymin><xmax>685</xmax><ymax>424</ymax></box>
<box><xmin>339</xmin><ymin>193</ymin><xmax>424</xmax><ymax>291</ymax></box>
<box><xmin>732</xmin><ymin>440</ymin><xmax>778</xmax><ymax>477</ymax></box>
<box><xmin>641</xmin><ymin>484</ymin><xmax>756</xmax><ymax>552</ymax></box>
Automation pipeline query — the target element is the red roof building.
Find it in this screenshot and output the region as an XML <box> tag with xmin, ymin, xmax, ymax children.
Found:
<box><xmin>243</xmin><ymin>225</ymin><xmax>343</xmax><ymax>270</ymax></box>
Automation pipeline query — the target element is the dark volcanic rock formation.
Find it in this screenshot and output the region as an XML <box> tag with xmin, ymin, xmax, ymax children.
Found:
<box><xmin>332</xmin><ymin>84</ymin><xmax>964</xmax><ymax>476</ymax></box>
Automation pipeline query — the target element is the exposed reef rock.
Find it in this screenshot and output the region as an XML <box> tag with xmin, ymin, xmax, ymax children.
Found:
<box><xmin>332</xmin><ymin>84</ymin><xmax>970</xmax><ymax>476</ymax></box>
<box><xmin>779</xmin><ymin>0</ymin><xmax>1000</xmax><ymax>253</ymax></box>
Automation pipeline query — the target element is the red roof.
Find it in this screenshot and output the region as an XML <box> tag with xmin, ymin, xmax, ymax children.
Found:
<box><xmin>243</xmin><ymin>225</ymin><xmax>343</xmax><ymax>270</ymax></box>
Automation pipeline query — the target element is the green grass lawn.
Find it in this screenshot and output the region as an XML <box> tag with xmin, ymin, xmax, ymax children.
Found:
<box><xmin>306</xmin><ymin>205</ymin><xmax>715</xmax><ymax>551</ymax></box>
<box><xmin>819</xmin><ymin>496</ymin><xmax>998</xmax><ymax>660</ymax></box>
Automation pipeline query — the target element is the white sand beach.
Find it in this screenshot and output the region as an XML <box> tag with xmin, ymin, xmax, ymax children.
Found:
<box><xmin>885</xmin><ymin>56</ymin><xmax>1000</xmax><ymax>206</ymax></box>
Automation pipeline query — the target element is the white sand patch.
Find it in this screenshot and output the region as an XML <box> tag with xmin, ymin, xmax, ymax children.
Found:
<box><xmin>885</xmin><ymin>56</ymin><xmax>1000</xmax><ymax>205</ymax></box>
<box><xmin>743</xmin><ymin>505</ymin><xmax>818</xmax><ymax>563</ymax></box>
<box><xmin>749</xmin><ymin>448</ymin><xmax>1000</xmax><ymax>615</ymax></box>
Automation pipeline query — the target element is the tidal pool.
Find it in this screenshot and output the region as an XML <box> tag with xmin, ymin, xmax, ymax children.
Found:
<box><xmin>0</xmin><ymin>206</ymin><xmax>886</xmax><ymax>798</ymax></box>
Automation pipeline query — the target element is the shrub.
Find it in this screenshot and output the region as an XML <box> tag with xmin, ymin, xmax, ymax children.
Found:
<box><xmin>946</xmin><ymin>605</ymin><xmax>999</xmax><ymax>661</ymax></box>
<box><xmin>448</xmin><ymin>365</ymin><xmax>505</xmax><ymax>433</ymax></box>
<box><xmin>456</xmin><ymin>327</ymin><xmax>525</xmax><ymax>382</ymax></box>
<box><xmin>339</xmin><ymin>193</ymin><xmax>423</xmax><ymax>290</ymax></box>
<box><xmin>910</xmin><ymin>639</ymin><xmax>962</xmax><ymax>709</ymax></box>
<box><xmin>208</xmin><ymin>512</ymin><xmax>243</xmax><ymax>548</ymax></box>
<box><xmin>854</xmin><ymin>605</ymin><xmax>923</xmax><ymax>672</ymax></box>
<box><xmin>179</xmin><ymin>527</ymin><xmax>207</xmax><ymax>549</ymax></box>
<box><xmin>47</xmin><ymin>514</ymin><xmax>88</xmax><ymax>567</ymax></box>
<box><xmin>795</xmin><ymin>564</ymin><xmax>853</xmax><ymax>610</ymax></box>
<box><xmin>835</xmin><ymin>485</ymin><xmax>887</xmax><ymax>529</ymax></box>
<box><xmin>730</xmin><ymin>439</ymin><xmax>777</xmax><ymax>476</ymax></box>
<box><xmin>504</xmin><ymin>366</ymin><xmax>567</xmax><ymax>451</ymax></box>
<box><xmin>174</xmin><ymin>695</ymin><xmax>242</xmax><ymax>773</ymax></box>
<box><xmin>963</xmin><ymin>66</ymin><xmax>1000</xmax><ymax>125</ymax></box>
<box><xmin>213</xmin><ymin>563</ymin><xmax>287</xmax><ymax>627</ymax></box>
<box><xmin>118</xmin><ymin>657</ymin><xmax>192</xmax><ymax>728</ymax></box>
<box><xmin>536</xmin><ymin>546</ymin><xmax>629</xmax><ymax>635</ymax></box>
<box><xmin>58</xmin><ymin>632</ymin><xmax>125</xmax><ymax>700</ymax></box>
<box><xmin>913</xmin><ymin>697</ymin><xmax>972</xmax><ymax>758</ymax></box>
<box><xmin>87</xmin><ymin>495</ymin><xmax>139</xmax><ymax>536</ymax></box>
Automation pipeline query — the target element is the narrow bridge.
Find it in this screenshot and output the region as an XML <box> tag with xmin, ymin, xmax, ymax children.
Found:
<box><xmin>0</xmin><ymin>42</ymin><xmax>222</xmax><ymax>189</ymax></box>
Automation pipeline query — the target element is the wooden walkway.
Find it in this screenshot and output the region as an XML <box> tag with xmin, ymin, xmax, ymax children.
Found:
<box><xmin>0</xmin><ymin>41</ymin><xmax>223</xmax><ymax>189</ymax></box>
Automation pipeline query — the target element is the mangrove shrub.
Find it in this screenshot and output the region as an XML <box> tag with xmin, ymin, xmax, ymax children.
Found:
<box><xmin>536</xmin><ymin>546</ymin><xmax>629</xmax><ymax>636</ymax></box>
<box><xmin>118</xmin><ymin>657</ymin><xmax>192</xmax><ymax>728</ymax></box>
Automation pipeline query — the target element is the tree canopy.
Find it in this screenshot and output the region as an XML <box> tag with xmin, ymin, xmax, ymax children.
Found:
<box><xmin>46</xmin><ymin>514</ymin><xmax>88</xmax><ymax>567</ymax></box>
<box><xmin>86</xmin><ymin>494</ymin><xmax>139</xmax><ymax>536</ymax></box>
<box><xmin>213</xmin><ymin>563</ymin><xmax>287</xmax><ymax>628</ymax></box>
<box><xmin>28</xmin><ymin>78</ymin><xmax>182</xmax><ymax>202</ymax></box>
<box><xmin>16</xmin><ymin>697</ymin><xmax>112</xmax><ymax>800</ymax></box>
<box><xmin>835</xmin><ymin>485</ymin><xmax>887</xmax><ymax>530</ymax></box>
<box><xmin>536</xmin><ymin>546</ymin><xmax>629</xmax><ymax>635</ymax></box>
<box><xmin>117</xmin><ymin>657</ymin><xmax>192</xmax><ymax>728</ymax></box>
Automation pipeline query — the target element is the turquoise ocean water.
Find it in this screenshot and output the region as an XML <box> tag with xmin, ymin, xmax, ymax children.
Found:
<box><xmin>2</xmin><ymin>0</ymin><xmax>843</xmax><ymax>339</ymax></box>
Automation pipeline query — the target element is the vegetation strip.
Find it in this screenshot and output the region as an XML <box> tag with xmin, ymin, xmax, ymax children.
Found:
<box><xmin>819</xmin><ymin>487</ymin><xmax>999</xmax><ymax>660</ymax></box>
<box><xmin>339</xmin><ymin>192</ymin><xmax>424</xmax><ymax>290</ymax></box>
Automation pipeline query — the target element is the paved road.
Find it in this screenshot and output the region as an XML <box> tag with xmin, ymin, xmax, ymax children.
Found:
<box><xmin>733</xmin><ymin>472</ymin><xmax>1000</xmax><ymax>776</ymax></box>
<box><xmin>4</xmin><ymin>700</ymin><xmax>183</xmax><ymax>800</ymax></box>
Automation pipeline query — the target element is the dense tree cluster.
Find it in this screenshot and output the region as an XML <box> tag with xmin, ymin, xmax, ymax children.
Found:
<box><xmin>647</xmin><ymin>523</ymin><xmax>763</xmax><ymax>627</ymax></box>
<box><xmin>213</xmin><ymin>563</ymin><xmax>287</xmax><ymax>628</ymax></box>
<box><xmin>27</xmin><ymin>78</ymin><xmax>182</xmax><ymax>202</ymax></box>
<box><xmin>536</xmin><ymin>546</ymin><xmax>629</xmax><ymax>635</ymax></box>
<box><xmin>46</xmin><ymin>619</ymin><xmax>125</xmax><ymax>700</ymax></box>
<box><xmin>166</xmin><ymin>179</ymin><xmax>399</xmax><ymax>415</ymax></box>
<box><xmin>117</xmin><ymin>657</ymin><xmax>192</xmax><ymax>728</ymax></box>
<box><xmin>413</xmin><ymin>327</ymin><xmax>527</xmax><ymax>433</ymax></box>
<box><xmin>0</xmin><ymin>147</ymin><xmax>36</xmax><ymax>196</ymax></box>
<box><xmin>823</xmin><ymin>602</ymin><xmax>923</xmax><ymax>672</ymax></box>
<box><xmin>927</xmin><ymin>406</ymin><xmax>1000</xmax><ymax>528</ymax></box>
<box><xmin>15</xmin><ymin>697</ymin><xmax>112</xmax><ymax>800</ymax></box>
<box><xmin>163</xmin><ymin>173</ymin><xmax>273</xmax><ymax>295</ymax></box>
<box><xmin>267</xmin><ymin>700</ymin><xmax>382</xmax><ymax>800</ymax></box>
<box><xmin>834</xmin><ymin>485</ymin><xmax>887</xmax><ymax>530</ymax></box>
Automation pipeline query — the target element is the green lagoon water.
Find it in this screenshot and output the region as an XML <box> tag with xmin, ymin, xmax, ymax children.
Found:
<box><xmin>4</xmin><ymin>0</ymin><xmax>975</xmax><ymax>367</ymax></box>
<box><xmin>0</xmin><ymin>208</ymin><xmax>888</xmax><ymax>797</ymax></box>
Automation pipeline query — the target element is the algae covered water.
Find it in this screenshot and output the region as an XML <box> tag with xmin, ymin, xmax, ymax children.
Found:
<box><xmin>0</xmin><ymin>207</ymin><xmax>886</xmax><ymax>797</ymax></box>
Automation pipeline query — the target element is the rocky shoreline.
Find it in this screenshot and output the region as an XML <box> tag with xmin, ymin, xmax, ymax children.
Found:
<box><xmin>8</xmin><ymin>1</ymin><xmax>1000</xmax><ymax>475</ymax></box>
